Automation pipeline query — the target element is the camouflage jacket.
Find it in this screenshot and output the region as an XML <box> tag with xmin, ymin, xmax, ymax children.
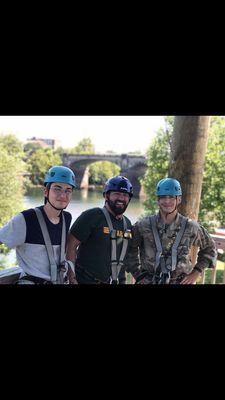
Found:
<box><xmin>124</xmin><ymin>212</ymin><xmax>217</xmax><ymax>283</ymax></box>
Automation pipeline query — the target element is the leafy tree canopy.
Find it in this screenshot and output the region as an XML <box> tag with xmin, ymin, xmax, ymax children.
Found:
<box><xmin>142</xmin><ymin>116</ymin><xmax>225</xmax><ymax>230</ymax></box>
<box><xmin>89</xmin><ymin>161</ymin><xmax>120</xmax><ymax>185</ymax></box>
<box><xmin>0</xmin><ymin>139</ymin><xmax>25</xmax><ymax>256</ymax></box>
<box><xmin>74</xmin><ymin>137</ymin><xmax>95</xmax><ymax>154</ymax></box>
<box><xmin>26</xmin><ymin>148</ymin><xmax>62</xmax><ymax>186</ymax></box>
<box><xmin>24</xmin><ymin>142</ymin><xmax>42</xmax><ymax>155</ymax></box>
<box><xmin>141</xmin><ymin>116</ymin><xmax>173</xmax><ymax>214</ymax></box>
<box><xmin>199</xmin><ymin>116</ymin><xmax>225</xmax><ymax>228</ymax></box>
<box><xmin>0</xmin><ymin>133</ymin><xmax>24</xmax><ymax>157</ymax></box>
<box><xmin>56</xmin><ymin>137</ymin><xmax>95</xmax><ymax>156</ymax></box>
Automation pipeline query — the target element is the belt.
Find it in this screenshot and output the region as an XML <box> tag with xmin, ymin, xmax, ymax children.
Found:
<box><xmin>135</xmin><ymin>270</ymin><xmax>187</xmax><ymax>284</ymax></box>
<box><xmin>18</xmin><ymin>275</ymin><xmax>53</xmax><ymax>285</ymax></box>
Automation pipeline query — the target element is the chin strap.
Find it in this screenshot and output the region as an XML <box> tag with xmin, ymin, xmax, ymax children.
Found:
<box><xmin>160</xmin><ymin>196</ymin><xmax>179</xmax><ymax>216</ymax></box>
<box><xmin>46</xmin><ymin>198</ymin><xmax>66</xmax><ymax>211</ymax></box>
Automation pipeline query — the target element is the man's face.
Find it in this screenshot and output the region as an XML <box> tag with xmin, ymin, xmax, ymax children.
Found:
<box><xmin>106</xmin><ymin>191</ymin><xmax>130</xmax><ymax>215</ymax></box>
<box><xmin>157</xmin><ymin>195</ymin><xmax>181</xmax><ymax>214</ymax></box>
<box><xmin>44</xmin><ymin>182</ymin><xmax>73</xmax><ymax>209</ymax></box>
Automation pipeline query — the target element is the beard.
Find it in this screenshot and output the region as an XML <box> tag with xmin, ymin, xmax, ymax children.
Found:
<box><xmin>107</xmin><ymin>198</ymin><xmax>128</xmax><ymax>215</ymax></box>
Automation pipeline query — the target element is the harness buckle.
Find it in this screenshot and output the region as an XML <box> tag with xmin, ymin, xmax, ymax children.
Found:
<box><xmin>110</xmin><ymin>229</ymin><xmax>117</xmax><ymax>239</ymax></box>
<box><xmin>123</xmin><ymin>229</ymin><xmax>132</xmax><ymax>239</ymax></box>
<box><xmin>109</xmin><ymin>277</ymin><xmax>119</xmax><ymax>285</ymax></box>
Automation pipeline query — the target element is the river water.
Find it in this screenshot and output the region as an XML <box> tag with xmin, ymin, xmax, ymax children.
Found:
<box><xmin>0</xmin><ymin>189</ymin><xmax>146</xmax><ymax>268</ymax></box>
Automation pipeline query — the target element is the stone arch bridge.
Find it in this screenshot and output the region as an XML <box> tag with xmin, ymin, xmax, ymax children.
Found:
<box><xmin>62</xmin><ymin>153</ymin><xmax>147</xmax><ymax>197</ymax></box>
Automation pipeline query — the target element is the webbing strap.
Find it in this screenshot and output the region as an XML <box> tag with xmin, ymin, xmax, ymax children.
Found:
<box><xmin>34</xmin><ymin>208</ymin><xmax>66</xmax><ymax>284</ymax></box>
<box><xmin>150</xmin><ymin>216</ymin><xmax>162</xmax><ymax>271</ymax></box>
<box><xmin>102</xmin><ymin>207</ymin><xmax>128</xmax><ymax>282</ymax></box>
<box><xmin>150</xmin><ymin>214</ymin><xmax>188</xmax><ymax>273</ymax></box>
<box><xmin>171</xmin><ymin>216</ymin><xmax>188</xmax><ymax>270</ymax></box>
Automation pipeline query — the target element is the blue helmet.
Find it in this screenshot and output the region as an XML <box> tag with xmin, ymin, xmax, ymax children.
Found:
<box><xmin>44</xmin><ymin>166</ymin><xmax>76</xmax><ymax>188</ymax></box>
<box><xmin>103</xmin><ymin>176</ymin><xmax>133</xmax><ymax>198</ymax></box>
<box><xmin>156</xmin><ymin>178</ymin><xmax>182</xmax><ymax>196</ymax></box>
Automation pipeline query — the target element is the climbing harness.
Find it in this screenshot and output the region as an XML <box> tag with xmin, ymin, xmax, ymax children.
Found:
<box><xmin>149</xmin><ymin>215</ymin><xmax>188</xmax><ymax>284</ymax></box>
<box><xmin>102</xmin><ymin>207</ymin><xmax>131</xmax><ymax>284</ymax></box>
<box><xmin>34</xmin><ymin>208</ymin><xmax>67</xmax><ymax>284</ymax></box>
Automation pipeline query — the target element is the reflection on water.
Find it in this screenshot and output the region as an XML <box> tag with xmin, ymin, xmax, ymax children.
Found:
<box><xmin>1</xmin><ymin>189</ymin><xmax>146</xmax><ymax>268</ymax></box>
<box><xmin>24</xmin><ymin>188</ymin><xmax>146</xmax><ymax>224</ymax></box>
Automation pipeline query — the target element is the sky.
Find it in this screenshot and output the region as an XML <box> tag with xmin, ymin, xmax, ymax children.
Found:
<box><xmin>0</xmin><ymin>115</ymin><xmax>166</xmax><ymax>154</ymax></box>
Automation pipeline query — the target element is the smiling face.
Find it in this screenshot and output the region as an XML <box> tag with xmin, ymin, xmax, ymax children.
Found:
<box><xmin>44</xmin><ymin>182</ymin><xmax>73</xmax><ymax>210</ymax></box>
<box><xmin>105</xmin><ymin>191</ymin><xmax>130</xmax><ymax>215</ymax></box>
<box><xmin>157</xmin><ymin>195</ymin><xmax>182</xmax><ymax>215</ymax></box>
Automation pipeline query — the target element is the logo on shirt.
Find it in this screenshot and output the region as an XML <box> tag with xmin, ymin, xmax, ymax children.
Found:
<box><xmin>103</xmin><ymin>227</ymin><xmax>132</xmax><ymax>239</ymax></box>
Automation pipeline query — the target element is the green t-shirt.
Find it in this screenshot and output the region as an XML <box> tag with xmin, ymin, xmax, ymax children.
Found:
<box><xmin>70</xmin><ymin>207</ymin><xmax>132</xmax><ymax>282</ymax></box>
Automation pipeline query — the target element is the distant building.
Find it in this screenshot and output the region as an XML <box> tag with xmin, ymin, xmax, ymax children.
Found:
<box><xmin>25</xmin><ymin>137</ymin><xmax>61</xmax><ymax>150</ymax></box>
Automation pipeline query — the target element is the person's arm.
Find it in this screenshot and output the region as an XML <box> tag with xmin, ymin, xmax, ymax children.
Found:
<box><xmin>181</xmin><ymin>224</ymin><xmax>217</xmax><ymax>284</ymax></box>
<box><xmin>180</xmin><ymin>269</ymin><xmax>201</xmax><ymax>284</ymax></box>
<box><xmin>0</xmin><ymin>213</ymin><xmax>26</xmax><ymax>248</ymax></box>
<box><xmin>66</xmin><ymin>233</ymin><xmax>81</xmax><ymax>284</ymax></box>
<box><xmin>124</xmin><ymin>223</ymin><xmax>142</xmax><ymax>282</ymax></box>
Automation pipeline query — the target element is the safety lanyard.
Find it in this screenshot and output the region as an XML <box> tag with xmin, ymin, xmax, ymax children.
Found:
<box><xmin>34</xmin><ymin>208</ymin><xmax>66</xmax><ymax>284</ymax></box>
<box><xmin>102</xmin><ymin>207</ymin><xmax>128</xmax><ymax>283</ymax></box>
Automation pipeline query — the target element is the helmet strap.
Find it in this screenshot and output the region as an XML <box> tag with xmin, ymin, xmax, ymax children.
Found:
<box><xmin>159</xmin><ymin>197</ymin><xmax>179</xmax><ymax>218</ymax></box>
<box><xmin>46</xmin><ymin>198</ymin><xmax>65</xmax><ymax>212</ymax></box>
<box><xmin>44</xmin><ymin>185</ymin><xmax>65</xmax><ymax>212</ymax></box>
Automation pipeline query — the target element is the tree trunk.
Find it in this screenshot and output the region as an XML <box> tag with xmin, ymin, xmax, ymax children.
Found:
<box><xmin>169</xmin><ymin>116</ymin><xmax>211</xmax><ymax>221</ymax></box>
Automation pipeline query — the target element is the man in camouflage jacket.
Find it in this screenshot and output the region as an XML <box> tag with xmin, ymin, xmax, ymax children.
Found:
<box><xmin>125</xmin><ymin>178</ymin><xmax>217</xmax><ymax>284</ymax></box>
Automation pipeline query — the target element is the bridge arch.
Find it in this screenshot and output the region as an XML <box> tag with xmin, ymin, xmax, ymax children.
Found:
<box><xmin>61</xmin><ymin>154</ymin><xmax>147</xmax><ymax>197</ymax></box>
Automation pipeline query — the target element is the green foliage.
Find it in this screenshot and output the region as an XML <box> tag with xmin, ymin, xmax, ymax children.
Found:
<box><xmin>89</xmin><ymin>161</ymin><xmax>120</xmax><ymax>185</ymax></box>
<box><xmin>56</xmin><ymin>138</ymin><xmax>121</xmax><ymax>186</ymax></box>
<box><xmin>0</xmin><ymin>134</ymin><xmax>24</xmax><ymax>157</ymax></box>
<box><xmin>142</xmin><ymin>116</ymin><xmax>225</xmax><ymax>230</ymax></box>
<box><xmin>26</xmin><ymin>148</ymin><xmax>62</xmax><ymax>186</ymax></box>
<box><xmin>56</xmin><ymin>137</ymin><xmax>95</xmax><ymax>156</ymax></box>
<box><xmin>0</xmin><ymin>147</ymin><xmax>24</xmax><ymax>226</ymax></box>
<box><xmin>55</xmin><ymin>146</ymin><xmax>74</xmax><ymax>156</ymax></box>
<box><xmin>199</xmin><ymin>116</ymin><xmax>225</xmax><ymax>230</ymax></box>
<box><xmin>0</xmin><ymin>136</ymin><xmax>25</xmax><ymax>254</ymax></box>
<box><xmin>141</xmin><ymin>117</ymin><xmax>174</xmax><ymax>214</ymax></box>
<box><xmin>24</xmin><ymin>142</ymin><xmax>42</xmax><ymax>155</ymax></box>
<box><xmin>72</xmin><ymin>137</ymin><xmax>95</xmax><ymax>154</ymax></box>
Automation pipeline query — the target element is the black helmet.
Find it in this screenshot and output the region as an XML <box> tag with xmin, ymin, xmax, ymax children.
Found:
<box><xmin>103</xmin><ymin>176</ymin><xmax>133</xmax><ymax>198</ymax></box>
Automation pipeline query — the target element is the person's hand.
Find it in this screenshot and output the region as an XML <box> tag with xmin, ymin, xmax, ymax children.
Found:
<box><xmin>180</xmin><ymin>270</ymin><xmax>201</xmax><ymax>284</ymax></box>
<box><xmin>64</xmin><ymin>260</ymin><xmax>78</xmax><ymax>284</ymax></box>
<box><xmin>67</xmin><ymin>265</ymin><xmax>78</xmax><ymax>284</ymax></box>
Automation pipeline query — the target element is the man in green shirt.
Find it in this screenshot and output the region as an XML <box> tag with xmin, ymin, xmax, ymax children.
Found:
<box><xmin>125</xmin><ymin>178</ymin><xmax>217</xmax><ymax>284</ymax></box>
<box><xmin>66</xmin><ymin>176</ymin><xmax>139</xmax><ymax>284</ymax></box>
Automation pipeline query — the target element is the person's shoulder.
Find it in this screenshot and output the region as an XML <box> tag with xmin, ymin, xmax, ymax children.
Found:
<box><xmin>73</xmin><ymin>207</ymin><xmax>103</xmax><ymax>224</ymax></box>
<box><xmin>21</xmin><ymin>207</ymin><xmax>37</xmax><ymax>219</ymax></box>
<box><xmin>134</xmin><ymin>214</ymin><xmax>151</xmax><ymax>229</ymax></box>
<box><xmin>184</xmin><ymin>215</ymin><xmax>199</xmax><ymax>229</ymax></box>
<box><xmin>70</xmin><ymin>208</ymin><xmax>103</xmax><ymax>233</ymax></box>
<box><xmin>1</xmin><ymin>210</ymin><xmax>26</xmax><ymax>227</ymax></box>
<box><xmin>81</xmin><ymin>207</ymin><xmax>103</xmax><ymax>217</ymax></box>
<box><xmin>179</xmin><ymin>214</ymin><xmax>201</xmax><ymax>234</ymax></box>
<box><xmin>123</xmin><ymin>214</ymin><xmax>132</xmax><ymax>226</ymax></box>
